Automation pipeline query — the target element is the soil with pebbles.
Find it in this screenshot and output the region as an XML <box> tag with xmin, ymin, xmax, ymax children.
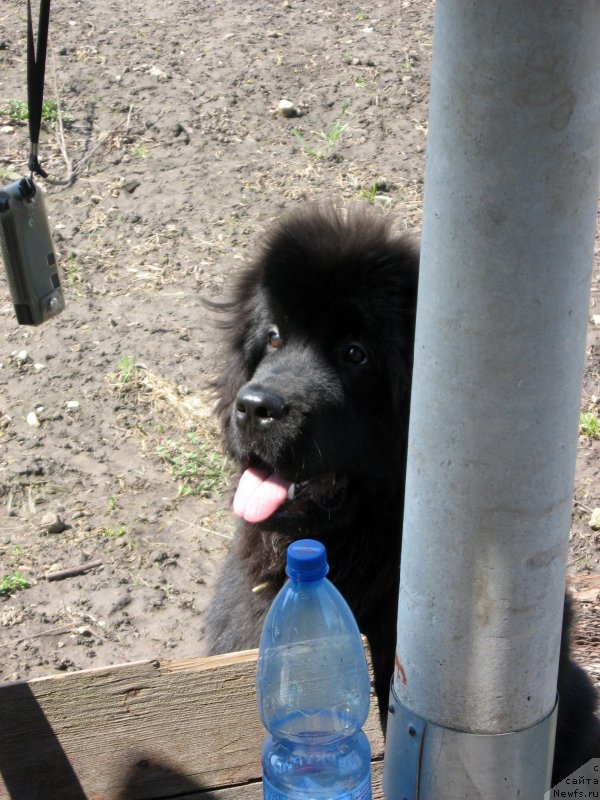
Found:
<box><xmin>0</xmin><ymin>0</ymin><xmax>598</xmax><ymax>693</ymax></box>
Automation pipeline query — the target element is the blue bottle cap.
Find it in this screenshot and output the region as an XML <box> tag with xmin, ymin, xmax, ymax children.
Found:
<box><xmin>286</xmin><ymin>539</ymin><xmax>329</xmax><ymax>582</ymax></box>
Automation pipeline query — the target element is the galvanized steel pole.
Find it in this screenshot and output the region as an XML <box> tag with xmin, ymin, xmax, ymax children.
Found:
<box><xmin>384</xmin><ymin>1</ymin><xmax>600</xmax><ymax>798</ymax></box>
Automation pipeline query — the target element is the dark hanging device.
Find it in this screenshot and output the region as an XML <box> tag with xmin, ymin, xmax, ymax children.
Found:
<box><xmin>0</xmin><ymin>0</ymin><xmax>65</xmax><ymax>325</ymax></box>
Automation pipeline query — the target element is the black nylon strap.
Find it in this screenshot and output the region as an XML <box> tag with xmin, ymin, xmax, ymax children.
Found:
<box><xmin>27</xmin><ymin>0</ymin><xmax>51</xmax><ymax>178</ymax></box>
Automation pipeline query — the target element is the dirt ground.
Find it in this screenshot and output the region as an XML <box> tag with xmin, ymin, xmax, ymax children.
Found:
<box><xmin>0</xmin><ymin>0</ymin><xmax>598</xmax><ymax>690</ymax></box>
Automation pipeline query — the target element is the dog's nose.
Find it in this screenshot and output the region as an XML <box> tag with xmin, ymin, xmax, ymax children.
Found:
<box><xmin>235</xmin><ymin>385</ymin><xmax>287</xmax><ymax>428</ymax></box>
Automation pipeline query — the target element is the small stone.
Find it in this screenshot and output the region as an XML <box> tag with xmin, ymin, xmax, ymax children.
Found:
<box><xmin>40</xmin><ymin>513</ymin><xmax>70</xmax><ymax>534</ymax></box>
<box><xmin>174</xmin><ymin>122</ymin><xmax>191</xmax><ymax>143</ymax></box>
<box><xmin>278</xmin><ymin>99</ymin><xmax>297</xmax><ymax>118</ymax></box>
<box><xmin>17</xmin><ymin>350</ymin><xmax>31</xmax><ymax>365</ymax></box>
<box><xmin>592</xmin><ymin>314</ymin><xmax>600</xmax><ymax>326</ymax></box>
<box><xmin>26</xmin><ymin>411</ymin><xmax>41</xmax><ymax>427</ymax></box>
<box><xmin>590</xmin><ymin>508</ymin><xmax>600</xmax><ymax>531</ymax></box>
<box><xmin>0</xmin><ymin>125</ymin><xmax>14</xmax><ymax>134</ymax></box>
<box><xmin>149</xmin><ymin>65</ymin><xmax>168</xmax><ymax>80</ymax></box>
<box><xmin>110</xmin><ymin>593</ymin><xmax>132</xmax><ymax>615</ymax></box>
<box><xmin>65</xmin><ymin>400</ymin><xmax>80</xmax><ymax>411</ymax></box>
<box><xmin>33</xmin><ymin>363</ymin><xmax>46</xmax><ymax>371</ymax></box>
<box><xmin>123</xmin><ymin>181</ymin><xmax>140</xmax><ymax>194</ymax></box>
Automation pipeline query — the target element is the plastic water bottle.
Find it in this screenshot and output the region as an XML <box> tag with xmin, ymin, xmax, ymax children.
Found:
<box><xmin>257</xmin><ymin>539</ymin><xmax>372</xmax><ymax>799</ymax></box>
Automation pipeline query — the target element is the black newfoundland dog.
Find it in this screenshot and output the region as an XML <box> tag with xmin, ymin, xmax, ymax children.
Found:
<box><xmin>206</xmin><ymin>207</ymin><xmax>599</xmax><ymax>784</ymax></box>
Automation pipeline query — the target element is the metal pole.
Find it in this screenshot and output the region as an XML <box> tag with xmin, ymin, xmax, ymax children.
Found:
<box><xmin>384</xmin><ymin>1</ymin><xmax>600</xmax><ymax>798</ymax></box>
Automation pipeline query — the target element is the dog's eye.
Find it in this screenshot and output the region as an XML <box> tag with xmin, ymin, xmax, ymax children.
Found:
<box><xmin>344</xmin><ymin>344</ymin><xmax>368</xmax><ymax>365</ymax></box>
<box><xmin>268</xmin><ymin>329</ymin><xmax>284</xmax><ymax>349</ymax></box>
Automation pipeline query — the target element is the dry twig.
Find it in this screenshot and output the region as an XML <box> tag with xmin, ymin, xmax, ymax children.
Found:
<box><xmin>45</xmin><ymin>559</ymin><xmax>103</xmax><ymax>582</ymax></box>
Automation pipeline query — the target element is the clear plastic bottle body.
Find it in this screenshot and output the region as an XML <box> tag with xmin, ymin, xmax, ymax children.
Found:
<box><xmin>257</xmin><ymin>543</ymin><xmax>372</xmax><ymax>800</ymax></box>
<box><xmin>262</xmin><ymin>727</ymin><xmax>372</xmax><ymax>800</ymax></box>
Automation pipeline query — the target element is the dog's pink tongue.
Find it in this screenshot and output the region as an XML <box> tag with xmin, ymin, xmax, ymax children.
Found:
<box><xmin>233</xmin><ymin>467</ymin><xmax>291</xmax><ymax>523</ymax></box>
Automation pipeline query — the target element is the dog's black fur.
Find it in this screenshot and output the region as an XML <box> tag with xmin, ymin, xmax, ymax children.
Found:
<box><xmin>206</xmin><ymin>207</ymin><xmax>599</xmax><ymax>785</ymax></box>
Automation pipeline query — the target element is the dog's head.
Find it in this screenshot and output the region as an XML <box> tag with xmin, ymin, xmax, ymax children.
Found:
<box><xmin>213</xmin><ymin>207</ymin><xmax>419</xmax><ymax>533</ymax></box>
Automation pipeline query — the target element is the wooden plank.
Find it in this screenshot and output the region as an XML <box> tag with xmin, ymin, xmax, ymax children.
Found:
<box><xmin>0</xmin><ymin>649</ymin><xmax>385</xmax><ymax>800</ymax></box>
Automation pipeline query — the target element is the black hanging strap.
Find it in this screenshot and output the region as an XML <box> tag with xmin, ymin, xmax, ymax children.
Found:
<box><xmin>27</xmin><ymin>0</ymin><xmax>51</xmax><ymax>178</ymax></box>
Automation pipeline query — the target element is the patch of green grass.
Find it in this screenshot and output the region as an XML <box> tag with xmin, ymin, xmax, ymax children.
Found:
<box><xmin>108</xmin><ymin>495</ymin><xmax>118</xmax><ymax>512</ymax></box>
<box><xmin>157</xmin><ymin>433</ymin><xmax>233</xmax><ymax>497</ymax></box>
<box><xmin>103</xmin><ymin>526</ymin><xmax>127</xmax><ymax>538</ymax></box>
<box><xmin>5</xmin><ymin>99</ymin><xmax>28</xmax><ymax>123</ymax></box>
<box><xmin>41</xmin><ymin>99</ymin><xmax>61</xmax><ymax>125</ymax></box>
<box><xmin>133</xmin><ymin>142</ymin><xmax>148</xmax><ymax>159</ymax></box>
<box><xmin>4</xmin><ymin>98</ymin><xmax>73</xmax><ymax>127</ymax></box>
<box><xmin>580</xmin><ymin>411</ymin><xmax>600</xmax><ymax>439</ymax></box>
<box><xmin>0</xmin><ymin>167</ymin><xmax>18</xmax><ymax>182</ymax></box>
<box><xmin>64</xmin><ymin>253</ymin><xmax>82</xmax><ymax>288</ymax></box>
<box><xmin>0</xmin><ymin>572</ymin><xmax>30</xmax><ymax>597</ymax></box>
<box><xmin>359</xmin><ymin>180</ymin><xmax>391</xmax><ymax>204</ymax></box>
<box><xmin>117</xmin><ymin>355</ymin><xmax>139</xmax><ymax>384</ymax></box>
<box><xmin>401</xmin><ymin>53</ymin><xmax>416</xmax><ymax>72</ymax></box>
<box><xmin>359</xmin><ymin>182</ymin><xmax>378</xmax><ymax>202</ymax></box>
<box><xmin>292</xmin><ymin>130</ymin><xmax>323</xmax><ymax>160</ymax></box>
<box><xmin>318</xmin><ymin>113</ymin><xmax>348</xmax><ymax>150</ymax></box>
<box><xmin>293</xmin><ymin>102</ymin><xmax>349</xmax><ymax>160</ymax></box>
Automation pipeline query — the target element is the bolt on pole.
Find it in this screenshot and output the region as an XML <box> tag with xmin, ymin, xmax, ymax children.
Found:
<box><xmin>384</xmin><ymin>1</ymin><xmax>600</xmax><ymax>798</ymax></box>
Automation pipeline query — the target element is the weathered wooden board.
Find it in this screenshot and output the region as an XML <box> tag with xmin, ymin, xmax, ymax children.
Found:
<box><xmin>0</xmin><ymin>649</ymin><xmax>385</xmax><ymax>800</ymax></box>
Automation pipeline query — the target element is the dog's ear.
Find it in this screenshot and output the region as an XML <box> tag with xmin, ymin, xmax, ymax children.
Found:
<box><xmin>205</xmin><ymin>270</ymin><xmax>260</xmax><ymax>454</ymax></box>
<box><xmin>212</xmin><ymin>332</ymin><xmax>247</xmax><ymax>454</ymax></box>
